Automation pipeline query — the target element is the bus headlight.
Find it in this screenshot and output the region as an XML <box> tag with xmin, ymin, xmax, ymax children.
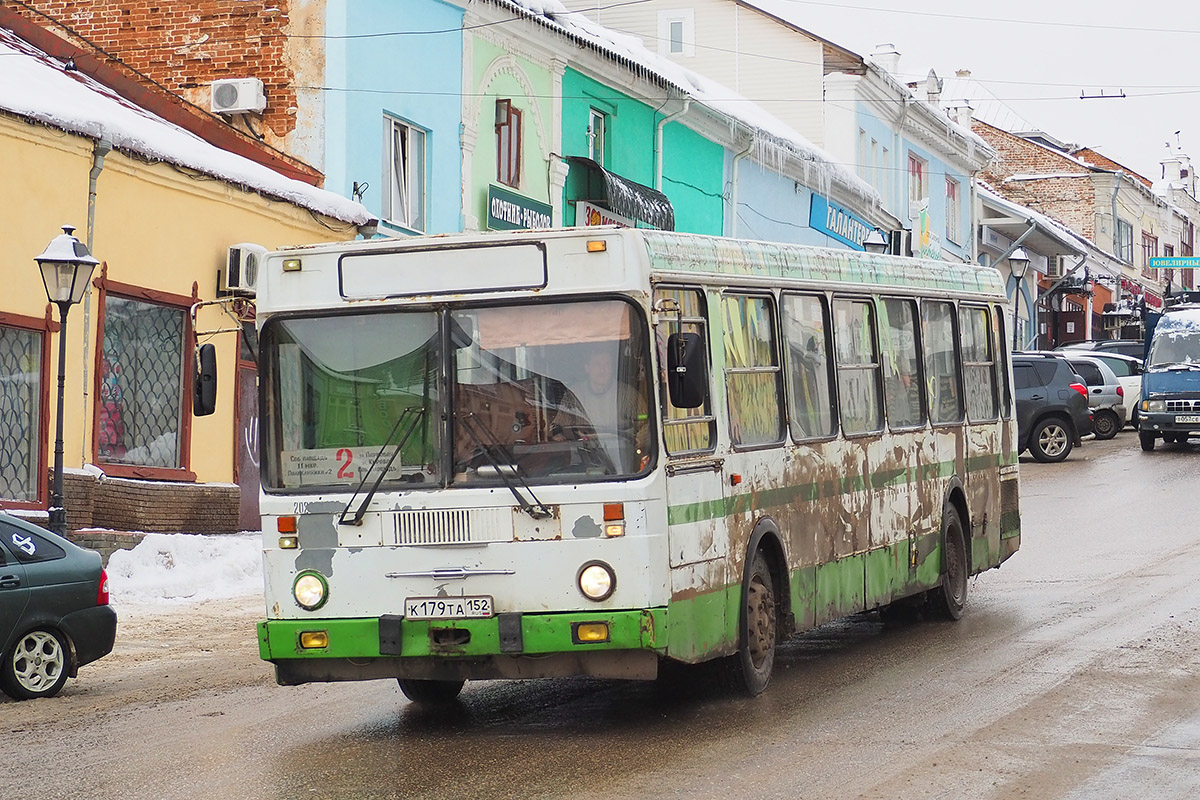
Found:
<box><xmin>293</xmin><ymin>571</ymin><xmax>328</xmax><ymax>610</ymax></box>
<box><xmin>577</xmin><ymin>561</ymin><xmax>616</xmax><ymax>601</ymax></box>
<box><xmin>1145</xmin><ymin>399</ymin><xmax>1166</xmax><ymax>413</ymax></box>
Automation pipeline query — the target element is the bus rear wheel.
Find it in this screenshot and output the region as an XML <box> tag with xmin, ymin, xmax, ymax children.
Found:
<box><xmin>723</xmin><ymin>549</ymin><xmax>777</xmax><ymax>696</ymax></box>
<box><xmin>927</xmin><ymin>504</ymin><xmax>967</xmax><ymax>621</ymax></box>
<box><xmin>398</xmin><ymin>678</ymin><xmax>465</xmax><ymax>705</ymax></box>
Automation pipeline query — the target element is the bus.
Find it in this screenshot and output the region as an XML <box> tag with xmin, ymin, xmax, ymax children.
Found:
<box><xmin>248</xmin><ymin>226</ymin><xmax>1020</xmax><ymax>703</ymax></box>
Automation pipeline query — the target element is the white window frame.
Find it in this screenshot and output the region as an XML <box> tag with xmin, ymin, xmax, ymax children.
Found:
<box><xmin>946</xmin><ymin>177</ymin><xmax>961</xmax><ymax>244</ymax></box>
<box><xmin>657</xmin><ymin>9</ymin><xmax>695</xmax><ymax>57</ymax></box>
<box><xmin>383</xmin><ymin>116</ymin><xmax>427</xmax><ymax>233</ymax></box>
<box><xmin>588</xmin><ymin>108</ymin><xmax>607</xmax><ymax>165</ymax></box>
<box><xmin>908</xmin><ymin>153</ymin><xmax>927</xmax><ymax>206</ymax></box>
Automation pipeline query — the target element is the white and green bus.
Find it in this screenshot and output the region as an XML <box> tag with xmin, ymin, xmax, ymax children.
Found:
<box><xmin>249</xmin><ymin>227</ymin><xmax>1020</xmax><ymax>702</ymax></box>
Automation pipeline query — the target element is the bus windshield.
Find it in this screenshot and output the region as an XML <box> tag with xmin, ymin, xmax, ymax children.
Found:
<box><xmin>262</xmin><ymin>299</ymin><xmax>652</xmax><ymax>491</ymax></box>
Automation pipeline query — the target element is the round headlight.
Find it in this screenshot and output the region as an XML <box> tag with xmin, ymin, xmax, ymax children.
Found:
<box><xmin>577</xmin><ymin>561</ymin><xmax>616</xmax><ymax>601</ymax></box>
<box><xmin>293</xmin><ymin>572</ymin><xmax>328</xmax><ymax>610</ymax></box>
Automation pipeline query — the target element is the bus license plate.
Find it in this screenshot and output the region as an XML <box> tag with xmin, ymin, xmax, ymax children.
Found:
<box><xmin>404</xmin><ymin>596</ymin><xmax>493</xmax><ymax>620</ymax></box>
<box><xmin>1176</xmin><ymin>415</ymin><xmax>1200</xmax><ymax>424</ymax></box>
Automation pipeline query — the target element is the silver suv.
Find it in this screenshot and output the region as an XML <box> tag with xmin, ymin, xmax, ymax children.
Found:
<box><xmin>1063</xmin><ymin>354</ymin><xmax>1127</xmax><ymax>439</ymax></box>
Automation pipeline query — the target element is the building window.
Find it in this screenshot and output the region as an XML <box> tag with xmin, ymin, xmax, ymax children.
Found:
<box><xmin>908</xmin><ymin>153</ymin><xmax>926</xmax><ymax>205</ymax></box>
<box><xmin>0</xmin><ymin>322</ymin><xmax>43</xmax><ymax>504</ymax></box>
<box><xmin>1141</xmin><ymin>232</ymin><xmax>1158</xmax><ymax>274</ymax></box>
<box><xmin>657</xmin><ymin>10</ymin><xmax>694</xmax><ymax>57</ymax></box>
<box><xmin>1115</xmin><ymin>218</ymin><xmax>1134</xmax><ymax>262</ymax></box>
<box><xmin>383</xmin><ymin>116</ymin><xmax>426</xmax><ymax>232</ymax></box>
<box><xmin>98</xmin><ymin>295</ymin><xmax>187</xmax><ymax>470</ymax></box>
<box><xmin>946</xmin><ymin>177</ymin><xmax>961</xmax><ymax>243</ymax></box>
<box><xmin>588</xmin><ymin>108</ymin><xmax>607</xmax><ymax>166</ymax></box>
<box><xmin>496</xmin><ymin>99</ymin><xmax>522</xmax><ymax>189</ymax></box>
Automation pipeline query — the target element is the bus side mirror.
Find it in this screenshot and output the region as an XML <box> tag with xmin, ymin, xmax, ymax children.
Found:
<box><xmin>667</xmin><ymin>332</ymin><xmax>708</xmax><ymax>408</ymax></box>
<box><xmin>194</xmin><ymin>343</ymin><xmax>218</xmax><ymax>417</ymax></box>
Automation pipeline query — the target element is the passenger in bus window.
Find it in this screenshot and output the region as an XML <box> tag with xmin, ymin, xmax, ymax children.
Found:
<box><xmin>552</xmin><ymin>344</ymin><xmax>649</xmax><ymax>472</ymax></box>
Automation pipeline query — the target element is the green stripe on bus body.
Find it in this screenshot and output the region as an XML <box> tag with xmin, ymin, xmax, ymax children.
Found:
<box><xmin>257</xmin><ymin>608</ymin><xmax>667</xmax><ymax>661</ymax></box>
<box><xmin>667</xmin><ymin>454</ymin><xmax>1006</xmax><ymax>526</ymax></box>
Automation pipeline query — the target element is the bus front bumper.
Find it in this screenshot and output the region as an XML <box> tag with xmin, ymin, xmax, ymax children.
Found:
<box><xmin>1139</xmin><ymin>411</ymin><xmax>1200</xmax><ymax>436</ymax></box>
<box><xmin>257</xmin><ymin>608</ymin><xmax>667</xmax><ymax>684</ymax></box>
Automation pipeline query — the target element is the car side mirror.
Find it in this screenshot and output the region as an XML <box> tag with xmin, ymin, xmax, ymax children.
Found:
<box><xmin>666</xmin><ymin>331</ymin><xmax>708</xmax><ymax>408</ymax></box>
<box><xmin>193</xmin><ymin>343</ymin><xmax>218</xmax><ymax>417</ymax></box>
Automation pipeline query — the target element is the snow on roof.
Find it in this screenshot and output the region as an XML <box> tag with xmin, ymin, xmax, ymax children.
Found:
<box><xmin>499</xmin><ymin>0</ymin><xmax>878</xmax><ymax>202</ymax></box>
<box><xmin>0</xmin><ymin>28</ymin><xmax>370</xmax><ymax>225</ymax></box>
<box><xmin>939</xmin><ymin>73</ymin><xmax>1038</xmax><ymax>135</ymax></box>
<box><xmin>977</xmin><ymin>180</ymin><xmax>1091</xmax><ymax>256</ymax></box>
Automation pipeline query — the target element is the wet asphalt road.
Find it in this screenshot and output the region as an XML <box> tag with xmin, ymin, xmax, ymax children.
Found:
<box><xmin>4</xmin><ymin>432</ymin><xmax>1200</xmax><ymax>799</ymax></box>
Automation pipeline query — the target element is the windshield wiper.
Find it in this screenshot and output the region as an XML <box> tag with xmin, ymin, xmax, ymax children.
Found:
<box><xmin>456</xmin><ymin>411</ymin><xmax>553</xmax><ymax>519</ymax></box>
<box><xmin>339</xmin><ymin>407</ymin><xmax>426</xmax><ymax>526</ymax></box>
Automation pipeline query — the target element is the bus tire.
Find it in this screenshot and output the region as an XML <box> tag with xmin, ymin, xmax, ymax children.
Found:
<box><xmin>927</xmin><ymin>503</ymin><xmax>967</xmax><ymax>621</ymax></box>
<box><xmin>723</xmin><ymin>549</ymin><xmax>777</xmax><ymax>697</ymax></box>
<box><xmin>1140</xmin><ymin>431</ymin><xmax>1157</xmax><ymax>451</ymax></box>
<box><xmin>398</xmin><ymin>678</ymin><xmax>465</xmax><ymax>705</ymax></box>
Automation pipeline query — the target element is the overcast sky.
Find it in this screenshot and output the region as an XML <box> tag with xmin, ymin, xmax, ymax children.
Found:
<box><xmin>753</xmin><ymin>0</ymin><xmax>1196</xmax><ymax>181</ymax></box>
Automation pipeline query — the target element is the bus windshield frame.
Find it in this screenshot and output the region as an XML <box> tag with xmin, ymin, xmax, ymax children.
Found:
<box><xmin>259</xmin><ymin>296</ymin><xmax>655</xmax><ymax>493</ymax></box>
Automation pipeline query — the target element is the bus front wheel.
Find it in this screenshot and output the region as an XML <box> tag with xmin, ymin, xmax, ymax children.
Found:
<box><xmin>398</xmin><ymin>678</ymin><xmax>465</xmax><ymax>705</ymax></box>
<box><xmin>927</xmin><ymin>504</ymin><xmax>967</xmax><ymax>621</ymax></box>
<box><xmin>1140</xmin><ymin>431</ymin><xmax>1157</xmax><ymax>451</ymax></box>
<box><xmin>723</xmin><ymin>549</ymin><xmax>777</xmax><ymax>696</ymax></box>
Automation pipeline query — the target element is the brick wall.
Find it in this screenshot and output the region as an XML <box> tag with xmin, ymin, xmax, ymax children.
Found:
<box><xmin>59</xmin><ymin>471</ymin><xmax>242</xmax><ymax>535</ymax></box>
<box><xmin>68</xmin><ymin>529</ymin><xmax>147</xmax><ymax>565</ymax></box>
<box><xmin>14</xmin><ymin>1</ymin><xmax>296</xmax><ymax>141</ymax></box>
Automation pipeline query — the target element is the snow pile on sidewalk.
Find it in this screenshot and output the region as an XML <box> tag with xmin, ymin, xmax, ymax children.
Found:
<box><xmin>106</xmin><ymin>532</ymin><xmax>263</xmax><ymax>606</ymax></box>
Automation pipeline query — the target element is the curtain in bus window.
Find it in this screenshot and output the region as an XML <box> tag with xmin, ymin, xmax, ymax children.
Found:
<box><xmin>833</xmin><ymin>299</ymin><xmax>883</xmax><ymax>434</ymax></box>
<box><xmin>781</xmin><ymin>293</ymin><xmax>836</xmax><ymax>439</ymax></box>
<box><xmin>921</xmin><ymin>301</ymin><xmax>964</xmax><ymax>424</ymax></box>
<box><xmin>655</xmin><ymin>288</ymin><xmax>714</xmax><ymax>453</ymax></box>
<box><xmin>879</xmin><ymin>298</ymin><xmax>924</xmax><ymax>428</ymax></box>
<box><xmin>722</xmin><ymin>295</ymin><xmax>783</xmax><ymax>446</ymax></box>
<box><xmin>960</xmin><ymin>306</ymin><xmax>997</xmax><ymax>420</ymax></box>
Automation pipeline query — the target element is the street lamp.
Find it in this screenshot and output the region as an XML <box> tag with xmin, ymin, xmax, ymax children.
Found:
<box><xmin>1009</xmin><ymin>246</ymin><xmax>1031</xmax><ymax>351</ymax></box>
<box><xmin>35</xmin><ymin>225</ymin><xmax>99</xmax><ymax>535</ymax></box>
<box><xmin>863</xmin><ymin>228</ymin><xmax>889</xmax><ymax>254</ymax></box>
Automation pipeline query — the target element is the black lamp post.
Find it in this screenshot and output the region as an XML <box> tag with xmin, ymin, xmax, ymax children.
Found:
<box><xmin>1009</xmin><ymin>246</ymin><xmax>1031</xmax><ymax>351</ymax></box>
<box><xmin>863</xmin><ymin>228</ymin><xmax>889</xmax><ymax>254</ymax></box>
<box><xmin>35</xmin><ymin>225</ymin><xmax>99</xmax><ymax>535</ymax></box>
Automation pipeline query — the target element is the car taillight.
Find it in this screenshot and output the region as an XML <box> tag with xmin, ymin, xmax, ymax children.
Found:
<box><xmin>97</xmin><ymin>568</ymin><xmax>110</xmax><ymax>606</ymax></box>
<box><xmin>1069</xmin><ymin>382</ymin><xmax>1088</xmax><ymax>398</ymax></box>
<box><xmin>1117</xmin><ymin>385</ymin><xmax>1124</xmax><ymax>397</ymax></box>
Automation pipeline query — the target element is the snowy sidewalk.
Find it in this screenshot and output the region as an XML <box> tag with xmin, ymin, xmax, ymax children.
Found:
<box><xmin>105</xmin><ymin>532</ymin><xmax>263</xmax><ymax>609</ymax></box>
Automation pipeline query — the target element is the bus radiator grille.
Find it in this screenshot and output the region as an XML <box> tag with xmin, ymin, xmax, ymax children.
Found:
<box><xmin>393</xmin><ymin>508</ymin><xmax>510</xmax><ymax>545</ymax></box>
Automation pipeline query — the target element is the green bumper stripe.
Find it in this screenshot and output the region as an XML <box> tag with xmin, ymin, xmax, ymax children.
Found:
<box><xmin>258</xmin><ymin>608</ymin><xmax>667</xmax><ymax>661</ymax></box>
<box><xmin>668</xmin><ymin>451</ymin><xmax>1012</xmax><ymax>526</ymax></box>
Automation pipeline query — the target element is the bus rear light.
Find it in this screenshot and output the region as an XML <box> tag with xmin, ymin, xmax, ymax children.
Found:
<box><xmin>277</xmin><ymin>516</ymin><xmax>297</xmax><ymax>533</ymax></box>
<box><xmin>299</xmin><ymin>631</ymin><xmax>329</xmax><ymax>649</ymax></box>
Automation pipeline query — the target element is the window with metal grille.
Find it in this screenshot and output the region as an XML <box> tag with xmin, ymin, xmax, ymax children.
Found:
<box><xmin>0</xmin><ymin>324</ymin><xmax>42</xmax><ymax>503</ymax></box>
<box><xmin>98</xmin><ymin>295</ymin><xmax>186</xmax><ymax>469</ymax></box>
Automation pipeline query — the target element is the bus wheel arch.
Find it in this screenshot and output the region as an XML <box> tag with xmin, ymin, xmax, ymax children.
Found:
<box><xmin>724</xmin><ymin>519</ymin><xmax>789</xmax><ymax>696</ymax></box>
<box><xmin>927</xmin><ymin>487</ymin><xmax>969</xmax><ymax>620</ymax></box>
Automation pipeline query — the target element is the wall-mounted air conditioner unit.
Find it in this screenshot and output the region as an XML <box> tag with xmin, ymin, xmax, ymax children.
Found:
<box><xmin>210</xmin><ymin>78</ymin><xmax>266</xmax><ymax>115</ymax></box>
<box><xmin>220</xmin><ymin>243</ymin><xmax>267</xmax><ymax>296</ymax></box>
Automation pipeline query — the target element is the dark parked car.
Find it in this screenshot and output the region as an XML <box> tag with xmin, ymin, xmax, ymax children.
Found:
<box><xmin>1013</xmin><ymin>352</ymin><xmax>1093</xmax><ymax>462</ymax></box>
<box><xmin>1056</xmin><ymin>339</ymin><xmax>1146</xmax><ymax>360</ymax></box>
<box><xmin>0</xmin><ymin>513</ymin><xmax>116</xmax><ymax>699</ymax></box>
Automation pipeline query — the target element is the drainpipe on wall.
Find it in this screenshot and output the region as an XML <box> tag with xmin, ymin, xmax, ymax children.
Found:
<box><xmin>655</xmin><ymin>98</ymin><xmax>691</xmax><ymax>192</ymax></box>
<box><xmin>729</xmin><ymin>135</ymin><xmax>755</xmax><ymax>238</ymax></box>
<box><xmin>1111</xmin><ymin>172</ymin><xmax>1124</xmax><ymax>309</ymax></box>
<box><xmin>81</xmin><ymin>138</ymin><xmax>112</xmax><ymax>463</ymax></box>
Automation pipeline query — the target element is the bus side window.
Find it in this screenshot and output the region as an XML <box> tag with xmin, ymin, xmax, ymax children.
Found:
<box><xmin>722</xmin><ymin>293</ymin><xmax>784</xmax><ymax>446</ymax></box>
<box><xmin>781</xmin><ymin>292</ymin><xmax>837</xmax><ymax>440</ymax></box>
<box><xmin>921</xmin><ymin>300</ymin><xmax>965</xmax><ymax>424</ymax></box>
<box><xmin>960</xmin><ymin>305</ymin><xmax>998</xmax><ymax>421</ymax></box>
<box><xmin>832</xmin><ymin>297</ymin><xmax>883</xmax><ymax>435</ymax></box>
<box><xmin>995</xmin><ymin>309</ymin><xmax>1013</xmax><ymax>417</ymax></box>
<box><xmin>879</xmin><ymin>297</ymin><xmax>925</xmax><ymax>429</ymax></box>
<box><xmin>654</xmin><ymin>287</ymin><xmax>715</xmax><ymax>454</ymax></box>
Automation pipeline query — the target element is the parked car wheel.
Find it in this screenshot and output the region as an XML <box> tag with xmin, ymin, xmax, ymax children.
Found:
<box><xmin>1092</xmin><ymin>409</ymin><xmax>1120</xmax><ymax>440</ymax></box>
<box><xmin>1029</xmin><ymin>417</ymin><xmax>1073</xmax><ymax>462</ymax></box>
<box><xmin>1140</xmin><ymin>431</ymin><xmax>1157</xmax><ymax>451</ymax></box>
<box><xmin>1</xmin><ymin>628</ymin><xmax>71</xmax><ymax>700</ymax></box>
